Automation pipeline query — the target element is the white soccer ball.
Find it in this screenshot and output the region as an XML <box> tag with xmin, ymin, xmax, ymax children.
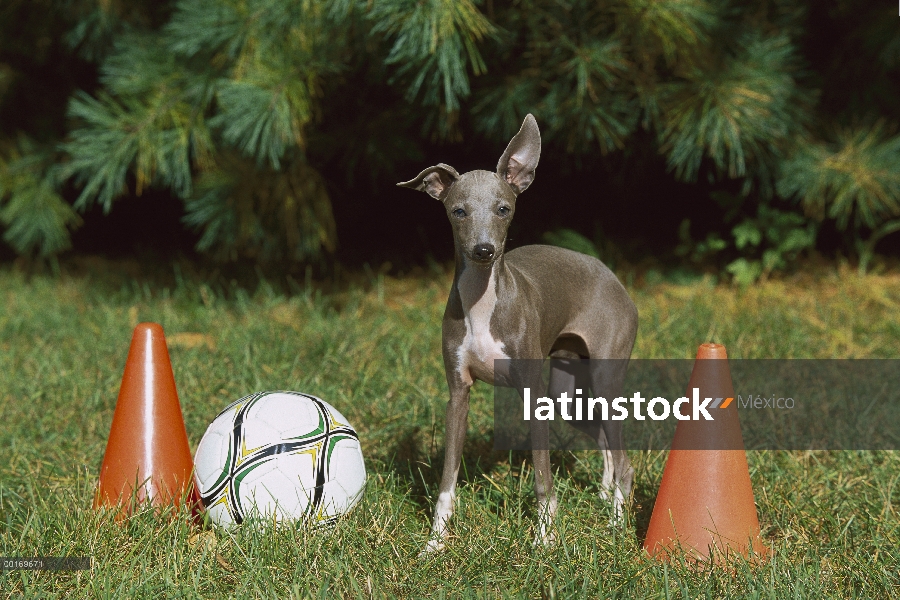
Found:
<box><xmin>193</xmin><ymin>391</ymin><xmax>366</xmax><ymax>527</ymax></box>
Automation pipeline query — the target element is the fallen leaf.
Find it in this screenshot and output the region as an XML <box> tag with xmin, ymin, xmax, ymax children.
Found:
<box><xmin>188</xmin><ymin>530</ymin><xmax>217</xmax><ymax>550</ymax></box>
<box><xmin>168</xmin><ymin>333</ymin><xmax>217</xmax><ymax>351</ymax></box>
<box><xmin>216</xmin><ymin>554</ymin><xmax>234</xmax><ymax>571</ymax></box>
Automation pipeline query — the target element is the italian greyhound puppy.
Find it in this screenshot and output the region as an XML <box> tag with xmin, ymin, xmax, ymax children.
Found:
<box><xmin>398</xmin><ymin>114</ymin><xmax>638</xmax><ymax>554</ymax></box>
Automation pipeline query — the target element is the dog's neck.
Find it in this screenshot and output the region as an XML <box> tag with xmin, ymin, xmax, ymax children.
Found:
<box><xmin>454</xmin><ymin>251</ymin><xmax>504</xmax><ymax>312</ymax></box>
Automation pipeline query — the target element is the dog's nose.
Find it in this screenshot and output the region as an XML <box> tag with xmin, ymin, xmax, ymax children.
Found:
<box><xmin>473</xmin><ymin>243</ymin><xmax>495</xmax><ymax>262</ymax></box>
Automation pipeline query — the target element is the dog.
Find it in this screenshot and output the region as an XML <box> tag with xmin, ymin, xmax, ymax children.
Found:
<box><xmin>398</xmin><ymin>114</ymin><xmax>638</xmax><ymax>553</ymax></box>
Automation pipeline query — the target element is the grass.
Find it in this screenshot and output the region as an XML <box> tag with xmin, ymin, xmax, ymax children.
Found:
<box><xmin>0</xmin><ymin>258</ymin><xmax>898</xmax><ymax>597</ymax></box>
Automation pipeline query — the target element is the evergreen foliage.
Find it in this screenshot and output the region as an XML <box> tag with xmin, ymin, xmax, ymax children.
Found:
<box><xmin>0</xmin><ymin>0</ymin><xmax>897</xmax><ymax>275</ymax></box>
<box><xmin>0</xmin><ymin>138</ymin><xmax>80</xmax><ymax>255</ymax></box>
<box><xmin>369</xmin><ymin>0</ymin><xmax>495</xmax><ymax>115</ymax></box>
<box><xmin>778</xmin><ymin>121</ymin><xmax>900</xmax><ymax>273</ymax></box>
<box><xmin>655</xmin><ymin>32</ymin><xmax>809</xmax><ymax>189</ymax></box>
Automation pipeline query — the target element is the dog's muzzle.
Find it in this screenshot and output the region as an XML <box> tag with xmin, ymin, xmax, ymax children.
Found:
<box><xmin>472</xmin><ymin>243</ymin><xmax>495</xmax><ymax>263</ymax></box>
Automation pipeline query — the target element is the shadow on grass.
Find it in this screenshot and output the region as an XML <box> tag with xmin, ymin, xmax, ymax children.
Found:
<box><xmin>631</xmin><ymin>477</ymin><xmax>659</xmax><ymax>545</ymax></box>
<box><xmin>380</xmin><ymin>422</ymin><xmax>664</xmax><ymax>538</ymax></box>
<box><xmin>381</xmin><ymin>425</ymin><xmax>512</xmax><ymax>509</ymax></box>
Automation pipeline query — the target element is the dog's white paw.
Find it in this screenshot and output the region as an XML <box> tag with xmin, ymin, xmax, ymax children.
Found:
<box><xmin>598</xmin><ymin>486</ymin><xmax>612</xmax><ymax>502</ymax></box>
<box><xmin>598</xmin><ymin>487</ymin><xmax>628</xmax><ymax>510</ymax></box>
<box><xmin>607</xmin><ymin>512</ymin><xmax>625</xmax><ymax>528</ymax></box>
<box><xmin>606</xmin><ymin>499</ymin><xmax>627</xmax><ymax>528</ymax></box>
<box><xmin>418</xmin><ymin>538</ymin><xmax>446</xmax><ymax>558</ymax></box>
<box><xmin>532</xmin><ymin>515</ymin><xmax>557</xmax><ymax>548</ymax></box>
<box><xmin>532</xmin><ymin>529</ymin><xmax>557</xmax><ymax>548</ymax></box>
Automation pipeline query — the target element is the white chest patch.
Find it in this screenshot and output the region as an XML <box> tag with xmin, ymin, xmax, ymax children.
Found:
<box><xmin>455</xmin><ymin>265</ymin><xmax>510</xmax><ymax>386</ymax></box>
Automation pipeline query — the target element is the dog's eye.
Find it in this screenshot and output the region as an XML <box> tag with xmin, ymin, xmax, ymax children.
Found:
<box><xmin>498</xmin><ymin>206</ymin><xmax>510</xmax><ymax>217</ymax></box>
<box><xmin>452</xmin><ymin>208</ymin><xmax>467</xmax><ymax>219</ymax></box>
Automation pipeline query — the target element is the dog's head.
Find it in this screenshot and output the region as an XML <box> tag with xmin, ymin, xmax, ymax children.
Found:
<box><xmin>398</xmin><ymin>114</ymin><xmax>541</xmax><ymax>266</ymax></box>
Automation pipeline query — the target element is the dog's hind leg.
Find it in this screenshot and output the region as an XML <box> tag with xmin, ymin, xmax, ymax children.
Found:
<box><xmin>549</xmin><ymin>352</ymin><xmax>617</xmax><ymax>501</ymax></box>
<box><xmin>588</xmin><ymin>357</ymin><xmax>633</xmax><ymax>523</ymax></box>
<box><xmin>513</xmin><ymin>358</ymin><xmax>558</xmax><ymax>546</ymax></box>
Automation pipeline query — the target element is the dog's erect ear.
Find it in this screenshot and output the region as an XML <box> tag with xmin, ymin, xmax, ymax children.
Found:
<box><xmin>397</xmin><ymin>164</ymin><xmax>460</xmax><ymax>201</ymax></box>
<box><xmin>497</xmin><ymin>114</ymin><xmax>541</xmax><ymax>195</ymax></box>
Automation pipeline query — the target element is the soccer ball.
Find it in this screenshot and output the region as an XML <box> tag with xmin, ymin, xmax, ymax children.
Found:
<box><xmin>193</xmin><ymin>391</ymin><xmax>366</xmax><ymax>527</ymax></box>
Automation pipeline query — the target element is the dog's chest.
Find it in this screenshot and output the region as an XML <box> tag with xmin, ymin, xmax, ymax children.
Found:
<box><xmin>454</xmin><ymin>268</ymin><xmax>510</xmax><ymax>385</ymax></box>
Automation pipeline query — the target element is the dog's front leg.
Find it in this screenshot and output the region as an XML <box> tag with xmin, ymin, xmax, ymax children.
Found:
<box><xmin>514</xmin><ymin>360</ymin><xmax>558</xmax><ymax>547</ymax></box>
<box><xmin>531</xmin><ymin>421</ymin><xmax>558</xmax><ymax>546</ymax></box>
<box><xmin>422</xmin><ymin>375</ymin><xmax>471</xmax><ymax>555</ymax></box>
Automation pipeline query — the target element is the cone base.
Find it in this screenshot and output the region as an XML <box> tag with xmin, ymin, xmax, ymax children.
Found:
<box><xmin>95</xmin><ymin>323</ymin><xmax>198</xmax><ymax>519</ymax></box>
<box><xmin>644</xmin><ymin>526</ymin><xmax>770</xmax><ymax>566</ymax></box>
<box><xmin>642</xmin><ymin>343</ymin><xmax>769</xmax><ymax>567</ymax></box>
<box><xmin>93</xmin><ymin>476</ymin><xmax>201</xmax><ymax>520</ymax></box>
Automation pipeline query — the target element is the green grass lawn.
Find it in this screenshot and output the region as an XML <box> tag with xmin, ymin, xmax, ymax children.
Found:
<box><xmin>1</xmin><ymin>259</ymin><xmax>898</xmax><ymax>597</ymax></box>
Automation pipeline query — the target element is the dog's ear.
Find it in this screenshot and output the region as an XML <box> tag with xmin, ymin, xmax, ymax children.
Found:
<box><xmin>397</xmin><ymin>164</ymin><xmax>460</xmax><ymax>201</ymax></box>
<box><xmin>497</xmin><ymin>114</ymin><xmax>541</xmax><ymax>195</ymax></box>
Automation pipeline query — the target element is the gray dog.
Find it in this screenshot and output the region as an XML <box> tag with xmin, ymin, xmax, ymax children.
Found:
<box><xmin>398</xmin><ymin>114</ymin><xmax>638</xmax><ymax>553</ymax></box>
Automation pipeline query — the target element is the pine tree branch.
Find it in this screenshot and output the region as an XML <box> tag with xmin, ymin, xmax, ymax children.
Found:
<box><xmin>368</xmin><ymin>0</ymin><xmax>496</xmax><ymax>120</ymax></box>
<box><xmin>778</xmin><ymin>122</ymin><xmax>900</xmax><ymax>231</ymax></box>
<box><xmin>0</xmin><ymin>140</ymin><xmax>81</xmax><ymax>256</ymax></box>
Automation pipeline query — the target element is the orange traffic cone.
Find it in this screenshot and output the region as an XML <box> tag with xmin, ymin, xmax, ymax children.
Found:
<box><xmin>643</xmin><ymin>343</ymin><xmax>768</xmax><ymax>563</ymax></box>
<box><xmin>94</xmin><ymin>323</ymin><xmax>198</xmax><ymax>516</ymax></box>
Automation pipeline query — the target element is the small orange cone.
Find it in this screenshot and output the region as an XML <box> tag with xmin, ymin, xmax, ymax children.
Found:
<box><xmin>643</xmin><ymin>343</ymin><xmax>768</xmax><ymax>563</ymax></box>
<box><xmin>94</xmin><ymin>323</ymin><xmax>198</xmax><ymax>516</ymax></box>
